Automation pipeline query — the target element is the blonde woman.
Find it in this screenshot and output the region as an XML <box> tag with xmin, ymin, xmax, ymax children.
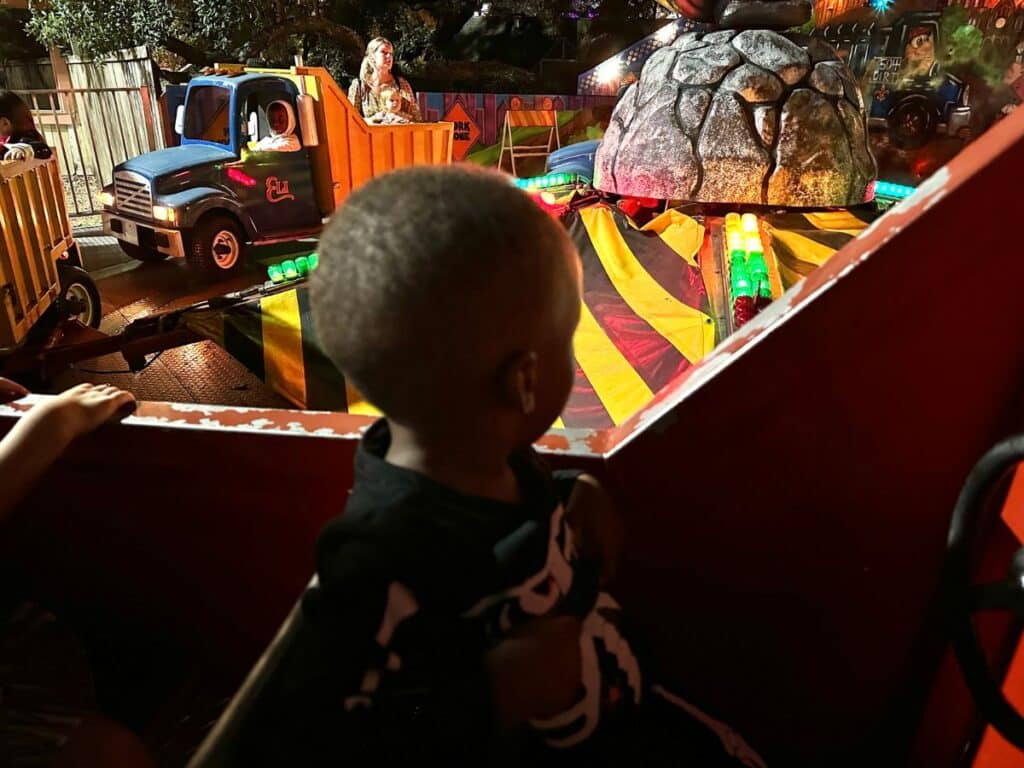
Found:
<box><xmin>348</xmin><ymin>37</ymin><xmax>423</xmax><ymax>123</ymax></box>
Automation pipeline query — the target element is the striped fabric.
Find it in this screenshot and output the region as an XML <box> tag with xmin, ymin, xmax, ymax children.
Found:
<box><xmin>505</xmin><ymin>109</ymin><xmax>558</xmax><ymax>128</ymax></box>
<box><xmin>762</xmin><ymin>210</ymin><xmax>876</xmax><ymax>289</ymax></box>
<box><xmin>183</xmin><ymin>287</ymin><xmax>360</xmax><ymax>413</ymax></box>
<box><xmin>566</xmin><ymin>205</ymin><xmax>714</xmax><ymax>429</ymax></box>
<box><xmin>186</xmin><ymin>204</ymin><xmax>715</xmax><ymax>429</ymax></box>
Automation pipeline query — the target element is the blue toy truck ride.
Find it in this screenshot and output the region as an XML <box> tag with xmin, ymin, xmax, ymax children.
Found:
<box><xmin>101</xmin><ymin>66</ymin><xmax>454</xmax><ymax>278</ymax></box>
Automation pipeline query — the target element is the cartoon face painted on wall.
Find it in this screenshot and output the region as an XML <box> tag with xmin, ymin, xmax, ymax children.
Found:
<box><xmin>903</xmin><ymin>27</ymin><xmax>937</xmax><ymax>77</ymax></box>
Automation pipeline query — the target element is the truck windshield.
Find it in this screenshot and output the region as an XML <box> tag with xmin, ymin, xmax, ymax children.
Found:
<box><xmin>185</xmin><ymin>86</ymin><xmax>232</xmax><ymax>145</ymax></box>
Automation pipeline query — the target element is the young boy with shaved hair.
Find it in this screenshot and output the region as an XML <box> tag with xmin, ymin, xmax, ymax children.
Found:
<box><xmin>252</xmin><ymin>165</ymin><xmax>766</xmax><ymax>767</ymax></box>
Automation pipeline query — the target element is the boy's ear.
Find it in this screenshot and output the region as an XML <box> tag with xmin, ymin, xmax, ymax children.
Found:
<box><xmin>501</xmin><ymin>351</ymin><xmax>538</xmax><ymax>415</ymax></box>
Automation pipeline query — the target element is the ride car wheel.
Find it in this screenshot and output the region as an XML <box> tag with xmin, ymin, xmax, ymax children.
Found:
<box><xmin>56</xmin><ymin>263</ymin><xmax>102</xmax><ymax>328</ymax></box>
<box><xmin>187</xmin><ymin>214</ymin><xmax>245</xmax><ymax>279</ymax></box>
<box><xmin>889</xmin><ymin>99</ymin><xmax>936</xmax><ymax>150</ymax></box>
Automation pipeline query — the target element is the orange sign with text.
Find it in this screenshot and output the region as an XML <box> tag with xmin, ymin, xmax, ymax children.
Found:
<box><xmin>443</xmin><ymin>101</ymin><xmax>481</xmax><ymax>161</ymax></box>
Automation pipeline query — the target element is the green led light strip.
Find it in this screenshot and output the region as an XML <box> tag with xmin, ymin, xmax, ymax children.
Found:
<box><xmin>513</xmin><ymin>172</ymin><xmax>582</xmax><ymax>190</ymax></box>
<box><xmin>268</xmin><ymin>252</ymin><xmax>319</xmax><ymax>284</ymax></box>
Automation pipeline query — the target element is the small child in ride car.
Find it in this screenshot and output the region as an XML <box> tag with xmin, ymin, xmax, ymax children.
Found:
<box><xmin>0</xmin><ymin>90</ymin><xmax>52</xmax><ymax>161</ymax></box>
<box><xmin>252</xmin><ymin>165</ymin><xmax>766</xmax><ymax>767</ymax></box>
<box><xmin>251</xmin><ymin>100</ymin><xmax>301</xmax><ymax>152</ymax></box>
<box><xmin>367</xmin><ymin>85</ymin><xmax>409</xmax><ymax>125</ymax></box>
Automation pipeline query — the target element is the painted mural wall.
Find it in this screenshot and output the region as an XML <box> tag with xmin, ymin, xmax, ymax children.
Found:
<box><xmin>415</xmin><ymin>92</ymin><xmax>617</xmax><ymax>170</ymax></box>
<box><xmin>809</xmin><ymin>0</ymin><xmax>1024</xmax><ymax>184</ymax></box>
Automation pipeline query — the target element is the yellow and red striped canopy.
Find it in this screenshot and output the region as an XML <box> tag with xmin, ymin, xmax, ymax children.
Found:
<box><xmin>185</xmin><ymin>206</ymin><xmax>873</xmax><ymax>426</ymax></box>
<box><xmin>185</xmin><ymin>204</ymin><xmax>716</xmax><ymax>428</ymax></box>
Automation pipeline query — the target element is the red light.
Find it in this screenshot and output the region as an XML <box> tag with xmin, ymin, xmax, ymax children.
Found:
<box><xmin>227</xmin><ymin>167</ymin><xmax>257</xmax><ymax>187</ymax></box>
<box><xmin>864</xmin><ymin>180</ymin><xmax>876</xmax><ymax>203</ymax></box>
<box><xmin>733</xmin><ymin>295</ymin><xmax>756</xmax><ymax>327</ymax></box>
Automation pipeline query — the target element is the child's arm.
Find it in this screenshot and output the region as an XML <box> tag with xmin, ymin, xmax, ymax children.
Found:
<box><xmin>0</xmin><ymin>383</ymin><xmax>135</xmax><ymax>523</ymax></box>
<box><xmin>1</xmin><ymin>129</ymin><xmax>52</xmax><ymax>161</ymax></box>
<box><xmin>564</xmin><ymin>473</ymin><xmax>624</xmax><ymax>586</ymax></box>
<box><xmin>485</xmin><ymin>615</ymin><xmax>582</xmax><ymax>729</ymax></box>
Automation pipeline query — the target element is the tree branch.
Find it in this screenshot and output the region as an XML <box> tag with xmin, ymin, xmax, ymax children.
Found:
<box><xmin>158</xmin><ymin>36</ymin><xmax>212</xmax><ymax>66</ymax></box>
<box><xmin>261</xmin><ymin>18</ymin><xmax>363</xmax><ymax>60</ymax></box>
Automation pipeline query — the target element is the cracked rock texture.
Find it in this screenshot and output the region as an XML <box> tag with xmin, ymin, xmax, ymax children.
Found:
<box><xmin>594</xmin><ymin>30</ymin><xmax>876</xmax><ymax>207</ymax></box>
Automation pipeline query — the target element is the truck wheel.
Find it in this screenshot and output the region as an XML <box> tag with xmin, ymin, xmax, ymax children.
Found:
<box><xmin>889</xmin><ymin>98</ymin><xmax>936</xmax><ymax>150</ymax></box>
<box><xmin>187</xmin><ymin>214</ymin><xmax>245</xmax><ymax>278</ymax></box>
<box><xmin>56</xmin><ymin>264</ymin><xmax>102</xmax><ymax>328</ymax></box>
<box><xmin>118</xmin><ymin>241</ymin><xmax>168</xmax><ymax>262</ymax></box>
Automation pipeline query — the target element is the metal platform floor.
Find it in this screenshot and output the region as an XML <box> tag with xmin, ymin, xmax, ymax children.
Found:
<box><xmin>50</xmin><ymin>234</ymin><xmax>312</xmax><ymax>409</ymax></box>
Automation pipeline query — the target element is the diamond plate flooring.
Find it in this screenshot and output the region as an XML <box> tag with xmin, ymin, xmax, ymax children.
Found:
<box><xmin>48</xmin><ymin>237</ymin><xmax>317</xmax><ymax>409</ymax></box>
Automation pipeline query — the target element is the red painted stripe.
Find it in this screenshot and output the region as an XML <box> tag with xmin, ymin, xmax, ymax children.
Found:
<box><xmin>562</xmin><ymin>363</ymin><xmax>616</xmax><ymax>430</ymax></box>
<box><xmin>568</xmin><ymin>212</ymin><xmax>693</xmax><ymax>396</ymax></box>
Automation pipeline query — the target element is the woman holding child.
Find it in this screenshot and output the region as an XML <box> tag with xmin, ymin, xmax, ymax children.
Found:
<box><xmin>349</xmin><ymin>37</ymin><xmax>423</xmax><ymax>125</ymax></box>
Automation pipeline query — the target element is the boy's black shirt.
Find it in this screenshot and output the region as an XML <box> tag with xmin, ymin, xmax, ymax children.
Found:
<box><xmin>250</xmin><ymin>419</ymin><xmax>592</xmax><ymax>766</ymax></box>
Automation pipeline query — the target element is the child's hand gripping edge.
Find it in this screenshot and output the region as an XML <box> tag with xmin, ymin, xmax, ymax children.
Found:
<box><xmin>0</xmin><ymin>383</ymin><xmax>137</xmax><ymax>522</ymax></box>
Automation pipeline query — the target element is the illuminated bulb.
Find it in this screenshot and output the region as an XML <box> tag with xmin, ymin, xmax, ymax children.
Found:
<box><xmin>282</xmin><ymin>259</ymin><xmax>298</xmax><ymax>279</ymax></box>
<box><xmin>741</xmin><ymin>213</ymin><xmax>759</xmax><ymax>234</ymax></box>
<box><xmin>655</xmin><ymin>23</ymin><xmax>677</xmax><ymax>44</ymax></box>
<box><xmin>726</xmin><ymin>231</ymin><xmax>745</xmax><ymax>253</ymax></box>
<box><xmin>307</xmin><ymin>253</ymin><xmax>319</xmax><ymax>271</ymax></box>
<box><xmin>745</xmin><ymin>234</ymin><xmax>763</xmax><ymax>255</ymax></box>
<box><xmin>268</xmin><ymin>264</ymin><xmax>284</xmax><ymax>283</ymax></box>
<box><xmin>295</xmin><ymin>256</ymin><xmax>309</xmax><ymax>276</ymax></box>
<box><xmin>732</xmin><ymin>277</ymin><xmax>753</xmax><ymax>298</ymax></box>
<box><xmin>725</xmin><ymin>212</ymin><xmax>741</xmax><ymax>232</ymax></box>
<box><xmin>596</xmin><ymin>57</ymin><xmax>625</xmax><ymax>84</ymax></box>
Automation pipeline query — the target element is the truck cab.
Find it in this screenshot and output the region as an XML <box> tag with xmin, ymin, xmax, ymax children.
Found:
<box><xmin>103</xmin><ymin>73</ymin><xmax>320</xmax><ymax>276</ymax></box>
<box><xmin>101</xmin><ymin>67</ymin><xmax>454</xmax><ymax>278</ymax></box>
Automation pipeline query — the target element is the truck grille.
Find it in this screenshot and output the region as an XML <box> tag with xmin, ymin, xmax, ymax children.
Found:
<box><xmin>114</xmin><ymin>171</ymin><xmax>152</xmax><ymax>219</ymax></box>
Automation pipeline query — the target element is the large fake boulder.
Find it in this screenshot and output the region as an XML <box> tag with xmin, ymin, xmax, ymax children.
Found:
<box><xmin>595</xmin><ymin>30</ymin><xmax>877</xmax><ymax>208</ymax></box>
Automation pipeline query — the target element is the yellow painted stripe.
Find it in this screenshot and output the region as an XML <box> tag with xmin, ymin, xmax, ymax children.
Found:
<box><xmin>802</xmin><ymin>211</ymin><xmax>869</xmax><ymax>236</ymax></box>
<box><xmin>345</xmin><ymin>380</ymin><xmax>381</xmax><ymax>417</ymax></box>
<box><xmin>639</xmin><ymin>209</ymin><xmax>704</xmax><ymax>267</ymax></box>
<box><xmin>261</xmin><ymin>291</ymin><xmax>308</xmax><ymax>408</ymax></box>
<box><xmin>777</xmin><ymin>260</ymin><xmax>806</xmax><ymax>290</ymax></box>
<box><xmin>580</xmin><ymin>206</ymin><xmax>714</xmax><ymax>365</ymax></box>
<box><xmin>770</xmin><ymin>229</ymin><xmax>839</xmax><ymax>269</ymax></box>
<box><xmin>574</xmin><ymin>300</ymin><xmax>654</xmax><ymax>426</ymax></box>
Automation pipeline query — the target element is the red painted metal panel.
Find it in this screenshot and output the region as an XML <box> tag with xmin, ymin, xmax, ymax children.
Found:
<box><xmin>0</xmin><ymin>400</ymin><xmax>602</xmax><ymax>675</ymax></box>
<box><xmin>603</xmin><ymin>108</ymin><xmax>1024</xmax><ymax>762</ymax></box>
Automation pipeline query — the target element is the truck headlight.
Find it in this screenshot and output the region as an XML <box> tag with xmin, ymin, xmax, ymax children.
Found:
<box><xmin>152</xmin><ymin>205</ymin><xmax>177</xmax><ymax>224</ymax></box>
<box><xmin>99</xmin><ymin>191</ymin><xmax>115</xmax><ymax>208</ymax></box>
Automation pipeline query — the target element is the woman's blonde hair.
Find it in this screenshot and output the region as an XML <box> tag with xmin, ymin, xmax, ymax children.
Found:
<box><xmin>359</xmin><ymin>37</ymin><xmax>394</xmax><ymax>84</ymax></box>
